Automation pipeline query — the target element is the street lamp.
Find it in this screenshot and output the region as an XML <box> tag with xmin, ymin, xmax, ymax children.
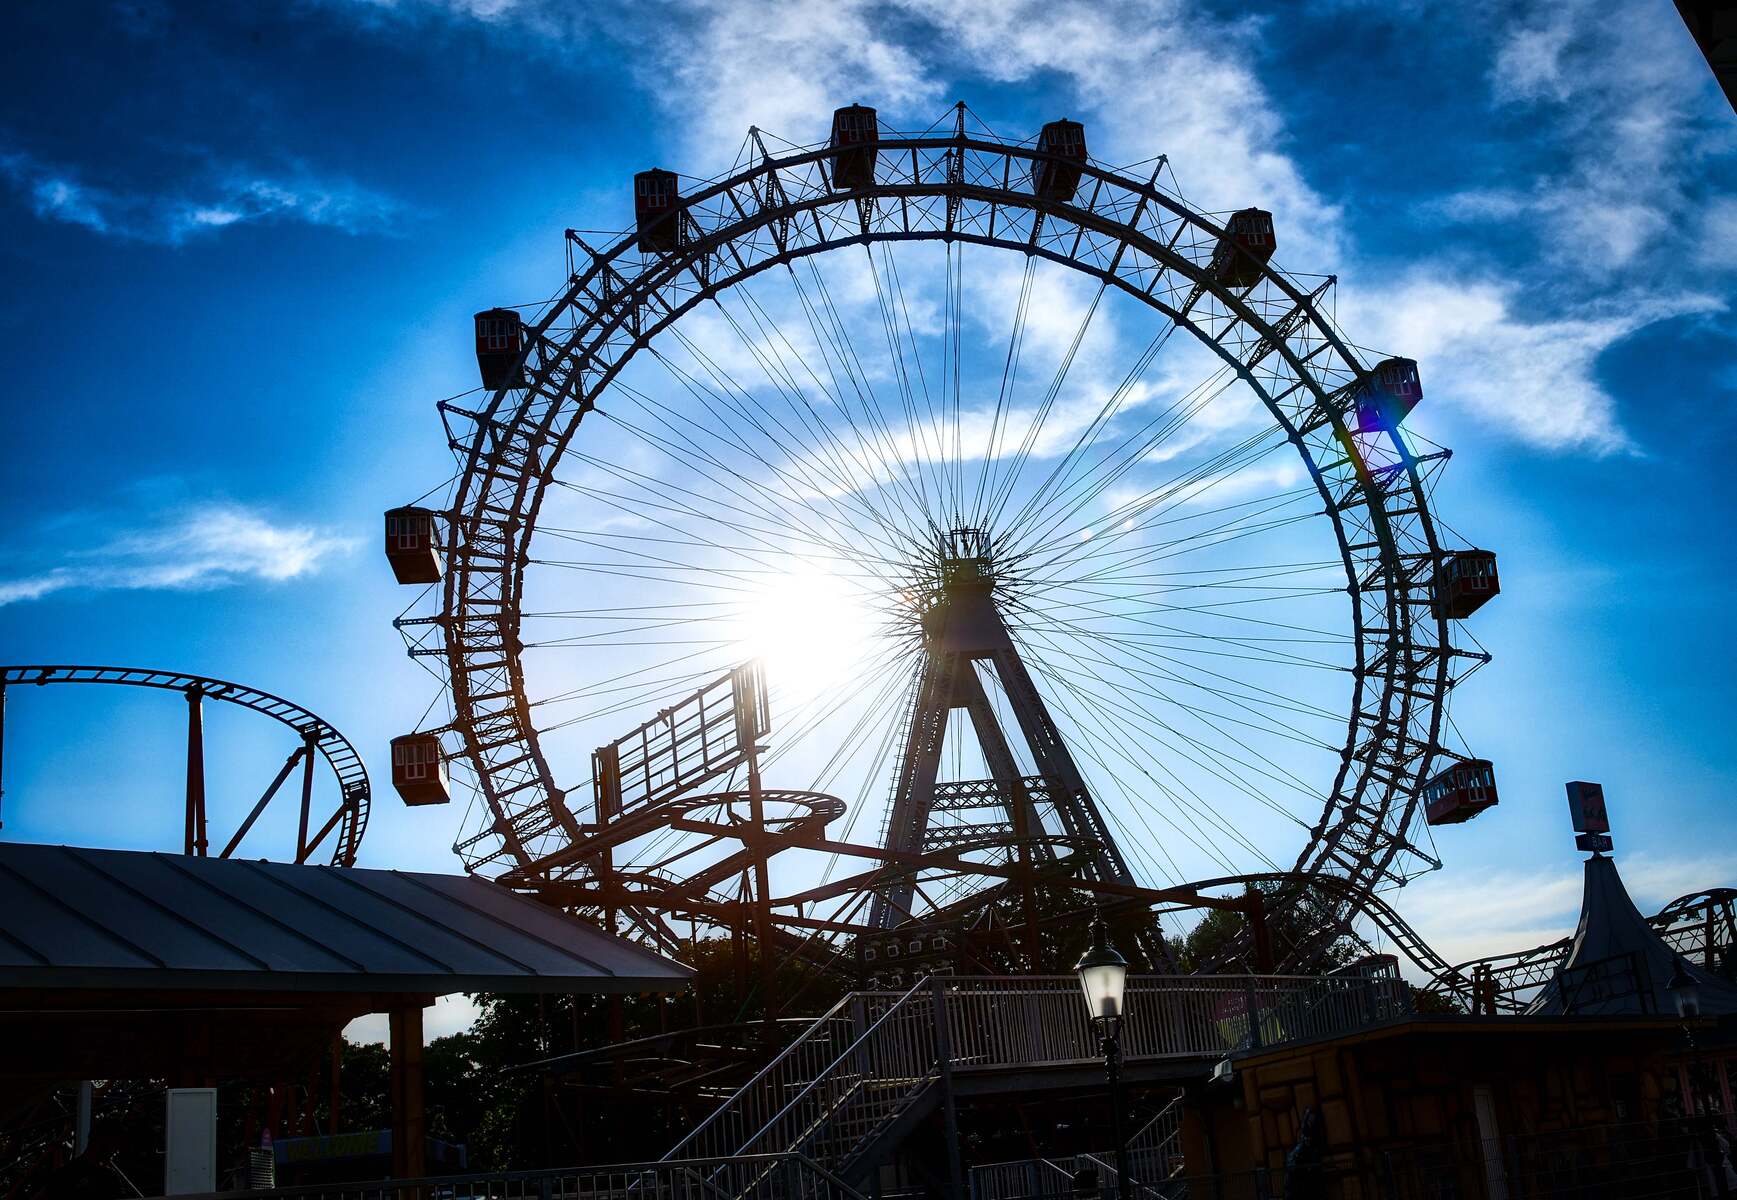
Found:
<box><xmin>1668</xmin><ymin>955</ymin><xmax>1702</xmax><ymax>1020</ymax></box>
<box><xmin>1668</xmin><ymin>956</ymin><xmax>1731</xmax><ymax>1197</ymax></box>
<box><xmin>1076</xmin><ymin>912</ymin><xmax>1133</xmax><ymax>1200</ymax></box>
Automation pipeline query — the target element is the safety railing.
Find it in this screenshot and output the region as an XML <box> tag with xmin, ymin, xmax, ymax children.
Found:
<box><xmin>665</xmin><ymin>973</ymin><xmax>1411</xmax><ymax>1188</ymax></box>
<box><xmin>152</xmin><ymin>1153</ymin><xmax>866</xmax><ymax>1200</ymax></box>
<box><xmin>663</xmin><ymin>980</ymin><xmax>935</xmax><ymax>1167</ymax></box>
<box><xmin>930</xmin><ymin>972</ymin><xmax>1411</xmax><ymax>1067</ymax></box>
<box><xmin>970</xmin><ymin>1157</ymin><xmax>1078</xmax><ymax>1200</ymax></box>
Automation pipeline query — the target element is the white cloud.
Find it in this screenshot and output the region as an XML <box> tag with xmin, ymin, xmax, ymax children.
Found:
<box><xmin>1394</xmin><ymin>850</ymin><xmax>1737</xmax><ymax>972</ymax></box>
<box><xmin>1441</xmin><ymin>0</ymin><xmax>1733</xmax><ymax>278</ymax></box>
<box><xmin>1338</xmin><ymin>273</ymin><xmax>1722</xmax><ymax>453</ymax></box>
<box><xmin>328</xmin><ymin>0</ymin><xmax>1727</xmax><ymax>464</ymax></box>
<box><xmin>0</xmin><ymin>151</ymin><xmax>403</xmax><ymax>244</ymax></box>
<box><xmin>0</xmin><ymin>504</ymin><xmax>356</xmax><ymax>606</ymax></box>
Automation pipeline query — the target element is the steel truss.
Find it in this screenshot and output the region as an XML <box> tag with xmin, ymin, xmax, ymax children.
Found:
<box><xmin>0</xmin><ymin>664</ymin><xmax>369</xmax><ymax>866</ymax></box>
<box><xmin>400</xmin><ymin>112</ymin><xmax>1488</xmax><ymax>969</ymax></box>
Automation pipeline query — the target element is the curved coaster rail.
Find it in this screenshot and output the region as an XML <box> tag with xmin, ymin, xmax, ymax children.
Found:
<box><xmin>0</xmin><ymin>665</ymin><xmax>370</xmax><ymax>866</ymax></box>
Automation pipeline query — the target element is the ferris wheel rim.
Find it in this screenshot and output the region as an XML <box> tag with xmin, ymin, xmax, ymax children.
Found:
<box><xmin>428</xmin><ymin>122</ymin><xmax>1462</xmax><ymax>953</ymax></box>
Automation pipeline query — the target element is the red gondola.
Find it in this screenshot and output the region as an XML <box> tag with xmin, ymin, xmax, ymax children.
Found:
<box><xmin>474</xmin><ymin>308</ymin><xmax>525</xmax><ymax>391</ymax></box>
<box><xmin>384</xmin><ymin>506</ymin><xmax>441</xmax><ymax>585</ymax></box>
<box><xmin>1032</xmin><ymin>119</ymin><xmax>1087</xmax><ymax>203</ymax></box>
<box><xmin>1433</xmin><ymin>550</ymin><xmax>1500</xmax><ymax>619</ymax></box>
<box><xmin>635</xmin><ymin>169</ymin><xmax>682</xmax><ymax>254</ymax></box>
<box><xmin>1211</xmin><ymin>208</ymin><xmax>1276</xmax><ymax>289</ymax></box>
<box><xmin>1422</xmin><ymin>758</ymin><xmax>1498</xmax><ymax>826</ymax></box>
<box><xmin>1354</xmin><ymin>357</ymin><xmax>1423</xmax><ymax>432</ymax></box>
<box><xmin>830</xmin><ymin>105</ymin><xmax>879</xmax><ymax>190</ymax></box>
<box><xmin>391</xmin><ymin>733</ymin><xmax>449</xmax><ymax>807</ymax></box>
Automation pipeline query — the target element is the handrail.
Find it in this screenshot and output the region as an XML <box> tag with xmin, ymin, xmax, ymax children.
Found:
<box><xmin>152</xmin><ymin>1152</ymin><xmax>867</xmax><ymax>1200</ymax></box>
<box><xmin>735</xmin><ymin>979</ymin><xmax>933</xmax><ymax>1158</ymax></box>
<box><xmin>664</xmin><ymin>971</ymin><xmax>1413</xmax><ymax>1184</ymax></box>
<box><xmin>663</xmin><ymin>988</ymin><xmax>864</xmax><ymax>1160</ymax></box>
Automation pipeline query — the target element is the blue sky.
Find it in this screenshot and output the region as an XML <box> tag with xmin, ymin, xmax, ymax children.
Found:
<box><xmin>2</xmin><ymin>0</ymin><xmax>1735</xmax><ymax>1000</ymax></box>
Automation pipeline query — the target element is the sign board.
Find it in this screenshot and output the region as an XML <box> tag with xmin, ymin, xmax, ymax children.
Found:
<box><xmin>164</xmin><ymin>1088</ymin><xmax>217</xmax><ymax>1195</ymax></box>
<box><xmin>1566</xmin><ymin>780</ymin><xmax>1609</xmax><ymax>834</ymax></box>
<box><xmin>593</xmin><ymin>660</ymin><xmax>770</xmax><ymax>822</ymax></box>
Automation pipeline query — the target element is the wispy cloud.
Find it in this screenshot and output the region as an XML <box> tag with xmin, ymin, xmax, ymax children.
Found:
<box><xmin>321</xmin><ymin>0</ymin><xmax>1731</xmax><ymax>462</ymax></box>
<box><xmin>1393</xmin><ymin>850</ymin><xmax>1737</xmax><ymax>971</ymax></box>
<box><xmin>1433</xmin><ymin>0</ymin><xmax>1729</xmax><ymax>278</ymax></box>
<box><xmin>1340</xmin><ymin>275</ymin><xmax>1723</xmax><ymax>454</ymax></box>
<box><xmin>0</xmin><ymin>150</ymin><xmax>404</xmax><ymax>244</ymax></box>
<box><xmin>0</xmin><ymin>504</ymin><xmax>357</xmax><ymax>606</ymax></box>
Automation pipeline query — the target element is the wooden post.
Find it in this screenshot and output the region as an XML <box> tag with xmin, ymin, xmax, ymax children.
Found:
<box><xmin>389</xmin><ymin>1006</ymin><xmax>426</xmax><ymax>1179</ymax></box>
<box><xmin>329</xmin><ymin>1034</ymin><xmax>342</xmax><ymax>1135</ymax></box>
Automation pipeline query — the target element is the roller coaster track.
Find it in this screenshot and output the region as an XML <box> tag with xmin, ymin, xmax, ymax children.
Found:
<box><xmin>1205</xmin><ymin>872</ymin><xmax>1736</xmax><ymax>1011</ymax></box>
<box><xmin>0</xmin><ymin>665</ymin><xmax>369</xmax><ymax>866</ymax></box>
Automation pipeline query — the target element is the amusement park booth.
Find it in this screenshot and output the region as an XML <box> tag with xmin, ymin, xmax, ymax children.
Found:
<box><xmin>0</xmin><ymin>841</ymin><xmax>691</xmax><ymax>1188</ymax></box>
<box><xmin>1179</xmin><ymin>846</ymin><xmax>1737</xmax><ymax>1195</ymax></box>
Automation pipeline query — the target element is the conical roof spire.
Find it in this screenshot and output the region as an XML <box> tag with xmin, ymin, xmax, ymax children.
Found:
<box><xmin>1529</xmin><ymin>852</ymin><xmax>1737</xmax><ymax>1016</ymax></box>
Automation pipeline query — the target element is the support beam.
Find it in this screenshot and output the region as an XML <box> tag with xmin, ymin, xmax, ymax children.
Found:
<box><xmin>389</xmin><ymin>1006</ymin><xmax>426</xmax><ymax>1180</ymax></box>
<box><xmin>296</xmin><ymin>731</ymin><xmax>317</xmax><ymax>864</ymax></box>
<box><xmin>186</xmin><ymin>689</ymin><xmax>207</xmax><ymax>856</ymax></box>
<box><xmin>219</xmin><ymin>748</ymin><xmax>305</xmax><ymax>860</ymax></box>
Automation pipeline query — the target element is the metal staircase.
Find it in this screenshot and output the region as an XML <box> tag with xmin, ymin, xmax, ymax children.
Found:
<box><xmin>663</xmin><ymin>973</ymin><xmax>1413</xmax><ymax>1200</ymax></box>
<box><xmin>663</xmin><ymin>980</ymin><xmax>945</xmax><ymax>1196</ymax></box>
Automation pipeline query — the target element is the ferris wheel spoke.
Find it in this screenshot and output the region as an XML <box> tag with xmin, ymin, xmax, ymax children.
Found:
<box><xmin>590</xmin><ymin>402</ymin><xmax>903</xmax><ymax>573</ymax></box>
<box><xmin>1015</xmin><ymin>626</ymin><xmax>1316</xmax><ymax>834</ymax></box>
<box><xmin>1010</xmin><ymin>617</ymin><xmax>1349</xmax><ymax>678</ymax></box>
<box><xmin>1028</xmin><ymin>631</ymin><xmax>1343</xmax><ymax>769</ymax></box>
<box><xmin>994</xmin><ymin>319</ymin><xmax>1182</xmax><ymax>548</ymax></box>
<box><xmin>628</xmin><ymin>315</ymin><xmax>926</xmax><ymax>558</ymax></box>
<box><xmin>970</xmin><ymin>256</ymin><xmax>1035</xmax><ymax>522</ymax></box>
<box><xmin>557</xmin><ymin>451</ymin><xmax>895</xmax><ymax>573</ymax></box>
<box><xmin>723</xmin><ymin>284</ymin><xmax>932</xmax><ymax>554</ymax></box>
<box><xmin>1009</xmin><ymin>638</ymin><xmax>1274</xmax><ymax>878</ymax></box>
<box><xmin>1008</xmin><ymin>421</ymin><xmax>1288</xmax><ymax>571</ymax></box>
<box><xmin>612</xmin><ymin>366</ymin><xmax>914</xmax><ymax>568</ymax></box>
<box><xmin>666</xmin><ymin>300</ymin><xmax>923</xmax><ymax>556</ymax></box>
<box><xmin>1034</xmin><ymin>618</ymin><xmax>1348</xmax><ymax>726</ymax></box>
<box><xmin>982</xmin><ymin>282</ymin><xmax>1108</xmax><ymax>535</ymax></box>
<box><xmin>1035</xmin><ymin>482</ymin><xmax>1321</xmax><ymax>577</ymax></box>
<box><xmin>996</xmin><ymin>359</ymin><xmax>1245</xmax><ymax>552</ymax></box>
<box><xmin>790</xmin><ymin>258</ymin><xmax>942</xmax><ymax>536</ymax></box>
<box><xmin>864</xmin><ymin>243</ymin><xmax>953</xmax><ymax>521</ymax></box>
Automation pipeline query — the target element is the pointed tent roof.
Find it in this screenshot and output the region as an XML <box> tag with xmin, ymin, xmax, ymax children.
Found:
<box><xmin>1529</xmin><ymin>853</ymin><xmax>1737</xmax><ymax>1016</ymax></box>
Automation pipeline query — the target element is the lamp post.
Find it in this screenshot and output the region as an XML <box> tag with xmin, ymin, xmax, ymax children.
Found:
<box><xmin>1668</xmin><ymin>954</ymin><xmax>1707</xmax><ymax>1113</ymax></box>
<box><xmin>1667</xmin><ymin>955</ymin><xmax>1731</xmax><ymax>1199</ymax></box>
<box><xmin>1076</xmin><ymin>912</ymin><xmax>1133</xmax><ymax>1200</ymax></box>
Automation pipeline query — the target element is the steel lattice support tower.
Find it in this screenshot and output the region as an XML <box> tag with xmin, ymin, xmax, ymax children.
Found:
<box><xmin>868</xmin><ymin>529</ymin><xmax>1134</xmax><ymax>932</ymax></box>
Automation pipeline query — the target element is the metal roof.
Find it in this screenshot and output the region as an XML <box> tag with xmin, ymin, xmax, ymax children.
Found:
<box><xmin>0</xmin><ymin>842</ymin><xmax>692</xmax><ymax>995</ymax></box>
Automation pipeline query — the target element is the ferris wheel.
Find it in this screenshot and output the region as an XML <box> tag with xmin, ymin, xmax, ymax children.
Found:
<box><xmin>388</xmin><ymin>104</ymin><xmax>1501</xmax><ymax>976</ymax></box>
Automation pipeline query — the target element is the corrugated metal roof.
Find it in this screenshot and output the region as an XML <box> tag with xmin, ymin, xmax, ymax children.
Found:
<box><xmin>0</xmin><ymin>842</ymin><xmax>692</xmax><ymax>995</ymax></box>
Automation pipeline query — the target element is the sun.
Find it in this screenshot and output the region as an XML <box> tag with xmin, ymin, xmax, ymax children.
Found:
<box><xmin>736</xmin><ymin>559</ymin><xmax>882</xmax><ymax>702</ymax></box>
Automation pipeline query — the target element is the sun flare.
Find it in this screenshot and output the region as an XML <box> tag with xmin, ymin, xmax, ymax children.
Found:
<box><xmin>736</xmin><ymin>560</ymin><xmax>881</xmax><ymax>702</ymax></box>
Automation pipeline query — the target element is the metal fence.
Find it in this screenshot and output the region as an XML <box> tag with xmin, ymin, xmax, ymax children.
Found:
<box><xmin>971</xmin><ymin>1116</ymin><xmax>1737</xmax><ymax>1200</ymax></box>
<box><xmin>667</xmin><ymin>974</ymin><xmax>1412</xmax><ymax>1184</ymax></box>
<box><xmin>152</xmin><ymin>1154</ymin><xmax>866</xmax><ymax>1200</ymax></box>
